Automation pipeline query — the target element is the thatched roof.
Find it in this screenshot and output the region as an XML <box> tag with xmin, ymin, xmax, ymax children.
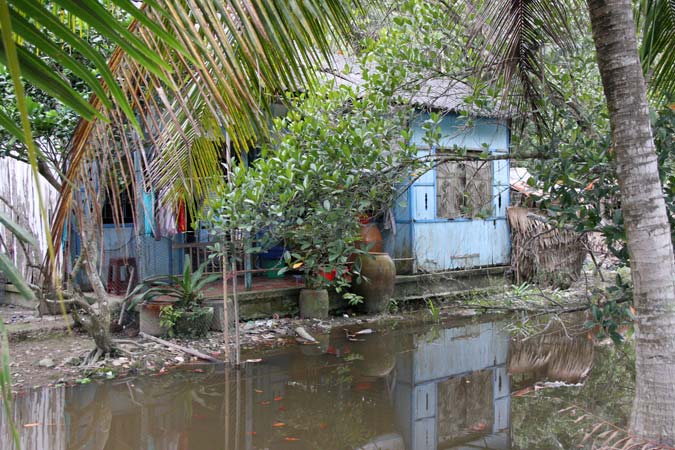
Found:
<box><xmin>320</xmin><ymin>54</ymin><xmax>508</xmax><ymax>117</ymax></box>
<box><xmin>507</xmin><ymin>207</ymin><xmax>587</xmax><ymax>288</ymax></box>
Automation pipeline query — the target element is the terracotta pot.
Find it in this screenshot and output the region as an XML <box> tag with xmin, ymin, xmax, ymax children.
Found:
<box><xmin>299</xmin><ymin>288</ymin><xmax>329</xmax><ymax>319</ymax></box>
<box><xmin>353</xmin><ymin>252</ymin><xmax>396</xmax><ymax>314</ymax></box>
<box><xmin>358</xmin><ymin>222</ymin><xmax>383</xmax><ymax>253</ymax></box>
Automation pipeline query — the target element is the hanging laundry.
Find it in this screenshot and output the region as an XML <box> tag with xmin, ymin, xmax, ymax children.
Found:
<box><xmin>177</xmin><ymin>201</ymin><xmax>187</xmax><ymax>233</ymax></box>
<box><xmin>157</xmin><ymin>205</ymin><xmax>177</xmax><ymax>238</ymax></box>
<box><xmin>142</xmin><ymin>190</ymin><xmax>155</xmax><ymax>237</ymax></box>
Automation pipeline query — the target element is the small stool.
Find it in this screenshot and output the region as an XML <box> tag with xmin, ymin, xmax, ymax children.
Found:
<box><xmin>107</xmin><ymin>257</ymin><xmax>138</xmax><ymax>295</ymax></box>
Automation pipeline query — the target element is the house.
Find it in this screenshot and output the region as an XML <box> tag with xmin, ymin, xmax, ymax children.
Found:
<box><xmin>326</xmin><ymin>57</ymin><xmax>511</xmax><ymax>274</ymax></box>
<box><xmin>385</xmin><ymin>110</ymin><xmax>511</xmax><ymax>274</ymax></box>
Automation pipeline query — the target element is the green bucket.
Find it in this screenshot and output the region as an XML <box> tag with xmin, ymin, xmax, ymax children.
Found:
<box><xmin>261</xmin><ymin>258</ymin><xmax>285</xmax><ymax>278</ymax></box>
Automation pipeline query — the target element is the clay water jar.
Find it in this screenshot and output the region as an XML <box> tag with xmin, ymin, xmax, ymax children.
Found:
<box><xmin>353</xmin><ymin>252</ymin><xmax>396</xmax><ymax>314</ymax></box>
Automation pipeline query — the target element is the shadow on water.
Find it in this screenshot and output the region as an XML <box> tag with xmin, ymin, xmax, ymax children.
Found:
<box><xmin>0</xmin><ymin>315</ymin><xmax>633</xmax><ymax>449</ymax></box>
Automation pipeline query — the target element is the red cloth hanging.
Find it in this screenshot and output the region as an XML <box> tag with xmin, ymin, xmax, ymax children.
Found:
<box><xmin>177</xmin><ymin>201</ymin><xmax>187</xmax><ymax>233</ymax></box>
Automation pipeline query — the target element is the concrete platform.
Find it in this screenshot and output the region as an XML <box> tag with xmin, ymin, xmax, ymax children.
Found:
<box><xmin>1</xmin><ymin>266</ymin><xmax>510</xmax><ymax>327</ymax></box>
<box><xmin>204</xmin><ymin>266</ymin><xmax>509</xmax><ymax>321</ymax></box>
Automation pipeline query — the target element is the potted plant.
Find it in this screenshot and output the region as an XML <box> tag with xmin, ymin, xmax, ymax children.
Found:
<box><xmin>128</xmin><ymin>256</ymin><xmax>220</xmax><ymax>337</ymax></box>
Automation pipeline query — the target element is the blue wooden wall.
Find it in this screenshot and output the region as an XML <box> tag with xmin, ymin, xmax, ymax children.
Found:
<box><xmin>385</xmin><ymin>113</ymin><xmax>511</xmax><ymax>273</ymax></box>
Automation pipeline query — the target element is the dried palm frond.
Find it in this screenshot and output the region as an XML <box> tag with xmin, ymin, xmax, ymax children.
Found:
<box><xmin>46</xmin><ymin>0</ymin><xmax>360</xmax><ymax>262</ymax></box>
<box><xmin>507</xmin><ymin>206</ymin><xmax>587</xmax><ymax>288</ymax></box>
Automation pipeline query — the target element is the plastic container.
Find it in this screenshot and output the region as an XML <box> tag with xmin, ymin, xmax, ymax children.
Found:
<box><xmin>261</xmin><ymin>258</ymin><xmax>285</xmax><ymax>278</ymax></box>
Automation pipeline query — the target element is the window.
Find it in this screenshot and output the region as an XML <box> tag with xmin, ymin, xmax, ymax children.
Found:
<box><xmin>102</xmin><ymin>188</ymin><xmax>135</xmax><ymax>224</ymax></box>
<box><xmin>436</xmin><ymin>153</ymin><xmax>492</xmax><ymax>219</ymax></box>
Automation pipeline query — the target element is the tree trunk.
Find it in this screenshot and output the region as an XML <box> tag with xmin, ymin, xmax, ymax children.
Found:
<box><xmin>72</xmin><ymin>204</ymin><xmax>115</xmax><ymax>356</ymax></box>
<box><xmin>587</xmin><ymin>0</ymin><xmax>675</xmax><ymax>444</ymax></box>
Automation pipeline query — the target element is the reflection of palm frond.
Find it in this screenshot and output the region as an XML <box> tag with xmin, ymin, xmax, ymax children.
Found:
<box><xmin>509</xmin><ymin>333</ymin><xmax>594</xmax><ymax>383</ymax></box>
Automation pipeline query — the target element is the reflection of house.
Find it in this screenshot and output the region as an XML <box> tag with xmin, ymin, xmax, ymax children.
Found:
<box><xmin>394</xmin><ymin>321</ymin><xmax>510</xmax><ymax>450</ymax></box>
<box><xmin>0</xmin><ymin>322</ymin><xmax>512</xmax><ymax>450</ymax></box>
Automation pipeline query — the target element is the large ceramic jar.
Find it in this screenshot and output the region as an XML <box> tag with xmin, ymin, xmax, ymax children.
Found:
<box><xmin>359</xmin><ymin>222</ymin><xmax>384</xmax><ymax>253</ymax></box>
<box><xmin>353</xmin><ymin>252</ymin><xmax>396</xmax><ymax>313</ymax></box>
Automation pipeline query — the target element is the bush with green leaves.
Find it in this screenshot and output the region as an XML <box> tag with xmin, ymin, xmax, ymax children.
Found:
<box><xmin>207</xmin><ymin>56</ymin><xmax>436</xmax><ymax>291</ymax></box>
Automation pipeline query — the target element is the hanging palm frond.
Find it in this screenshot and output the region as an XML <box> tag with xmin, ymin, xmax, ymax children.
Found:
<box><xmin>639</xmin><ymin>0</ymin><xmax>675</xmax><ymax>98</ymax></box>
<box><xmin>443</xmin><ymin>0</ymin><xmax>580</xmax><ymax>127</ymax></box>
<box><xmin>41</xmin><ymin>0</ymin><xmax>359</xmax><ymax>259</ymax></box>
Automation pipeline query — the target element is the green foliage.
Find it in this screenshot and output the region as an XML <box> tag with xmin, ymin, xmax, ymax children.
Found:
<box><xmin>0</xmin><ymin>210</ymin><xmax>36</xmax><ymax>301</ymax></box>
<box><xmin>0</xmin><ymin>320</ymin><xmax>19</xmax><ymax>449</ymax></box>
<box><xmin>159</xmin><ymin>305</ymin><xmax>182</xmax><ymax>338</ymax></box>
<box><xmin>129</xmin><ymin>257</ymin><xmax>218</xmax><ymax>337</ymax></box>
<box><xmin>527</xmin><ymin>103</ymin><xmax>675</xmax><ymax>263</ymax></box>
<box><xmin>426</xmin><ymin>298</ymin><xmax>441</xmax><ymax>322</ymax></box>
<box><xmin>584</xmin><ymin>271</ymin><xmax>635</xmax><ymax>345</ymax></box>
<box><xmin>342</xmin><ymin>292</ymin><xmax>363</xmax><ymax>307</ymax></box>
<box><xmin>511</xmin><ymin>282</ymin><xmax>533</xmax><ymax>298</ymax></box>
<box><xmin>639</xmin><ymin>0</ymin><xmax>675</xmax><ymax>100</ymax></box>
<box><xmin>207</xmin><ymin>50</ymin><xmax>430</xmax><ymax>290</ymax></box>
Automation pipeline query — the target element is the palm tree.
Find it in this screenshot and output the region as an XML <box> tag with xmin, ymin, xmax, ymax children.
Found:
<box><xmin>0</xmin><ymin>0</ymin><xmax>359</xmax><ymax>356</ymax></box>
<box><xmin>588</xmin><ymin>2</ymin><xmax>675</xmax><ymax>443</ymax></box>
<box><xmin>456</xmin><ymin>0</ymin><xmax>675</xmax><ymax>443</ymax></box>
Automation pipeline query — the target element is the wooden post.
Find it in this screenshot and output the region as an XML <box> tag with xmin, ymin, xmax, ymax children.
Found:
<box><xmin>232</xmin><ymin>234</ymin><xmax>241</xmax><ymax>366</ymax></box>
<box><xmin>222</xmin><ymin>249</ymin><xmax>230</xmax><ymax>364</ymax></box>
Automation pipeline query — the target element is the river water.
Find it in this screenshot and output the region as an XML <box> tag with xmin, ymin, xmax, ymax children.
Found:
<box><xmin>0</xmin><ymin>315</ymin><xmax>634</xmax><ymax>449</ymax></box>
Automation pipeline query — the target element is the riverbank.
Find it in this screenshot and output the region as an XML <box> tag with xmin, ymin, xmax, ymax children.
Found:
<box><xmin>1</xmin><ymin>302</ymin><xmax>480</xmax><ymax>391</ymax></box>
<box><xmin>2</xmin><ymin>264</ymin><xmax>606</xmax><ymax>392</ymax></box>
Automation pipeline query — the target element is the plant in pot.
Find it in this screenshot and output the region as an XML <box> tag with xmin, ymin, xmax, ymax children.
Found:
<box><xmin>278</xmin><ymin>203</ymin><xmax>366</xmax><ymax>319</ymax></box>
<box><xmin>128</xmin><ymin>256</ymin><xmax>220</xmax><ymax>337</ymax></box>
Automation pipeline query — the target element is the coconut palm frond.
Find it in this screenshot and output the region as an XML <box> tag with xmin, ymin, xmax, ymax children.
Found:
<box><xmin>639</xmin><ymin>0</ymin><xmax>675</xmax><ymax>98</ymax></box>
<box><xmin>6</xmin><ymin>0</ymin><xmax>174</xmax><ymax>129</ymax></box>
<box><xmin>449</xmin><ymin>0</ymin><xmax>580</xmax><ymax>126</ymax></box>
<box><xmin>49</xmin><ymin>0</ymin><xmax>359</xmax><ymax>254</ymax></box>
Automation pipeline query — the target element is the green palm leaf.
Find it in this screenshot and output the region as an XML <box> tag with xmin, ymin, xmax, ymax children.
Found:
<box><xmin>0</xmin><ymin>210</ymin><xmax>36</xmax><ymax>246</ymax></box>
<box><xmin>49</xmin><ymin>0</ymin><xmax>361</xmax><ymax>252</ymax></box>
<box><xmin>0</xmin><ymin>252</ymin><xmax>35</xmax><ymax>300</ymax></box>
<box><xmin>639</xmin><ymin>0</ymin><xmax>675</xmax><ymax>98</ymax></box>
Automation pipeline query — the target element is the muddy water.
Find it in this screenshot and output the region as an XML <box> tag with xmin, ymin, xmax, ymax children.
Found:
<box><xmin>0</xmin><ymin>316</ymin><xmax>633</xmax><ymax>450</ymax></box>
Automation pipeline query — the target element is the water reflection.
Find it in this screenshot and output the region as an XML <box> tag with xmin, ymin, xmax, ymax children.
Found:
<box><xmin>1</xmin><ymin>317</ymin><xmax>599</xmax><ymax>450</ymax></box>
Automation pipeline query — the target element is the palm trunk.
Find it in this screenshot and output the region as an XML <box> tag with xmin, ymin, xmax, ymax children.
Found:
<box><xmin>587</xmin><ymin>0</ymin><xmax>675</xmax><ymax>444</ymax></box>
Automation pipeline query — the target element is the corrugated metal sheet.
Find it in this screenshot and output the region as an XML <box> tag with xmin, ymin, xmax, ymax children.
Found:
<box><xmin>388</xmin><ymin>113</ymin><xmax>511</xmax><ymax>272</ymax></box>
<box><xmin>0</xmin><ymin>158</ymin><xmax>61</xmax><ymax>284</ymax></box>
<box><xmin>413</xmin><ymin>219</ymin><xmax>510</xmax><ymax>271</ymax></box>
